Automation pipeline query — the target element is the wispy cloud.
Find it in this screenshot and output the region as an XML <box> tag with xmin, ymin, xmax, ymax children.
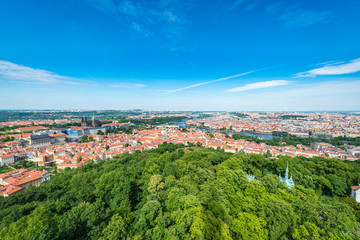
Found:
<box><xmin>307</xmin><ymin>60</ymin><xmax>342</xmax><ymax>67</ymax></box>
<box><xmin>110</xmin><ymin>83</ymin><xmax>146</xmax><ymax>88</ymax></box>
<box><xmin>228</xmin><ymin>0</ymin><xmax>261</xmax><ymax>11</ymax></box>
<box><xmin>82</xmin><ymin>0</ymin><xmax>190</xmax><ymax>45</ymax></box>
<box><xmin>265</xmin><ymin>3</ymin><xmax>332</xmax><ymax>28</ymax></box>
<box><xmin>201</xmin><ymin>80</ymin><xmax>360</xmax><ymax>111</ymax></box>
<box><xmin>0</xmin><ymin>60</ymin><xmax>83</xmax><ymax>85</ymax></box>
<box><xmin>282</xmin><ymin>80</ymin><xmax>360</xmax><ymax>96</ymax></box>
<box><xmin>295</xmin><ymin>58</ymin><xmax>360</xmax><ymax>77</ymax></box>
<box><xmin>226</xmin><ymin>80</ymin><xmax>293</xmax><ymax>92</ymax></box>
<box><xmin>228</xmin><ymin>0</ymin><xmax>246</xmax><ymax>11</ymax></box>
<box><xmin>280</xmin><ymin>9</ymin><xmax>332</xmax><ymax>28</ymax></box>
<box><xmin>161</xmin><ymin>70</ymin><xmax>257</xmax><ymax>95</ymax></box>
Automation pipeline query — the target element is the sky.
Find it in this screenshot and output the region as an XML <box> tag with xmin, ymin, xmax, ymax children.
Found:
<box><xmin>0</xmin><ymin>0</ymin><xmax>360</xmax><ymax>111</ymax></box>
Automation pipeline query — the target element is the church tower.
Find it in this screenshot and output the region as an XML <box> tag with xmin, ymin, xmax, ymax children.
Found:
<box><xmin>279</xmin><ymin>164</ymin><xmax>295</xmax><ymax>188</ymax></box>
<box><xmin>91</xmin><ymin>114</ymin><xmax>96</xmax><ymax>127</ymax></box>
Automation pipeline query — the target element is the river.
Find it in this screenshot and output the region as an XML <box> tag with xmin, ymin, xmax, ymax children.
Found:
<box><xmin>173</xmin><ymin>119</ymin><xmax>277</xmax><ymax>140</ymax></box>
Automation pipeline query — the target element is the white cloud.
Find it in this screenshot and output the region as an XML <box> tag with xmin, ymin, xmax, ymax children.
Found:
<box><xmin>296</xmin><ymin>58</ymin><xmax>360</xmax><ymax>77</ymax></box>
<box><xmin>110</xmin><ymin>83</ymin><xmax>146</xmax><ymax>88</ymax></box>
<box><xmin>0</xmin><ymin>60</ymin><xmax>82</xmax><ymax>85</ymax></box>
<box><xmin>162</xmin><ymin>70</ymin><xmax>257</xmax><ymax>95</ymax></box>
<box><xmin>180</xmin><ymin>80</ymin><xmax>360</xmax><ymax>111</ymax></box>
<box><xmin>225</xmin><ymin>80</ymin><xmax>293</xmax><ymax>92</ymax></box>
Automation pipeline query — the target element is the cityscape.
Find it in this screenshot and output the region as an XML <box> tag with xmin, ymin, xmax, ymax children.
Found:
<box><xmin>1</xmin><ymin>0</ymin><xmax>360</xmax><ymax>239</ymax></box>
<box><xmin>1</xmin><ymin>111</ymin><xmax>360</xmax><ymax>177</ymax></box>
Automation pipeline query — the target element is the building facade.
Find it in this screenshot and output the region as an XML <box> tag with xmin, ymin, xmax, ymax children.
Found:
<box><xmin>28</xmin><ymin>133</ymin><xmax>51</xmax><ymax>148</ymax></box>
<box><xmin>351</xmin><ymin>185</ymin><xmax>360</xmax><ymax>203</ymax></box>
<box><xmin>81</xmin><ymin>116</ymin><xmax>101</xmax><ymax>128</ymax></box>
<box><xmin>0</xmin><ymin>169</ymin><xmax>50</xmax><ymax>196</ymax></box>
<box><xmin>0</xmin><ymin>154</ymin><xmax>15</xmax><ymax>166</ymax></box>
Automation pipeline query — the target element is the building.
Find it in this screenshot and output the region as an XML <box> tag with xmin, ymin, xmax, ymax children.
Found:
<box><xmin>351</xmin><ymin>185</ymin><xmax>360</xmax><ymax>203</ymax></box>
<box><xmin>57</xmin><ymin>154</ymin><xmax>90</xmax><ymax>170</ymax></box>
<box><xmin>279</xmin><ymin>165</ymin><xmax>295</xmax><ymax>188</ymax></box>
<box><xmin>0</xmin><ymin>154</ymin><xmax>15</xmax><ymax>165</ymax></box>
<box><xmin>28</xmin><ymin>133</ymin><xmax>51</xmax><ymax>148</ymax></box>
<box><xmin>12</xmin><ymin>126</ymin><xmax>49</xmax><ymax>133</ymax></box>
<box><xmin>58</xmin><ymin>128</ymin><xmax>84</xmax><ymax>137</ymax></box>
<box><xmin>50</xmin><ymin>133</ymin><xmax>67</xmax><ymax>143</ymax></box>
<box><xmin>33</xmin><ymin>154</ymin><xmax>55</xmax><ymax>166</ymax></box>
<box><xmin>83</xmin><ymin>127</ymin><xmax>107</xmax><ymax>135</ymax></box>
<box><xmin>81</xmin><ymin>116</ymin><xmax>101</xmax><ymax>128</ymax></box>
<box><xmin>348</xmin><ymin>147</ymin><xmax>360</xmax><ymax>158</ymax></box>
<box><xmin>103</xmin><ymin>121</ymin><xmax>134</xmax><ymax>129</ymax></box>
<box><xmin>0</xmin><ymin>169</ymin><xmax>51</xmax><ymax>197</ymax></box>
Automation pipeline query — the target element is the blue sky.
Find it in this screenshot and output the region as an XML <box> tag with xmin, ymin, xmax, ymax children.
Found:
<box><xmin>0</xmin><ymin>0</ymin><xmax>360</xmax><ymax>111</ymax></box>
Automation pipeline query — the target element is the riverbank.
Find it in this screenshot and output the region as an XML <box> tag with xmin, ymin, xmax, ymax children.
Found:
<box><xmin>174</xmin><ymin>119</ymin><xmax>277</xmax><ymax>140</ymax></box>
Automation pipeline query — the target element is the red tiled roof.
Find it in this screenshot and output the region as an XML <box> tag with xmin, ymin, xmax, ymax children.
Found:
<box><xmin>50</xmin><ymin>133</ymin><xmax>67</xmax><ymax>138</ymax></box>
<box><xmin>0</xmin><ymin>184</ymin><xmax>23</xmax><ymax>196</ymax></box>
<box><xmin>2</xmin><ymin>170</ymin><xmax>45</xmax><ymax>186</ymax></box>
<box><xmin>15</xmin><ymin>126</ymin><xmax>49</xmax><ymax>131</ymax></box>
<box><xmin>0</xmin><ymin>154</ymin><xmax>14</xmax><ymax>159</ymax></box>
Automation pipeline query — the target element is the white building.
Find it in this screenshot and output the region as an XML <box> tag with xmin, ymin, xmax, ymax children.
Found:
<box><xmin>351</xmin><ymin>185</ymin><xmax>360</xmax><ymax>203</ymax></box>
<box><xmin>0</xmin><ymin>154</ymin><xmax>15</xmax><ymax>166</ymax></box>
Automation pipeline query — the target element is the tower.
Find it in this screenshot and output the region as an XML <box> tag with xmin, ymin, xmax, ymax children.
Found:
<box><xmin>81</xmin><ymin>117</ymin><xmax>87</xmax><ymax>127</ymax></box>
<box><xmin>91</xmin><ymin>114</ymin><xmax>96</xmax><ymax>127</ymax></box>
<box><xmin>279</xmin><ymin>163</ymin><xmax>295</xmax><ymax>188</ymax></box>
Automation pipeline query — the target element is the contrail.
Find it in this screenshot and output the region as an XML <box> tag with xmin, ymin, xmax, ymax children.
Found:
<box><xmin>161</xmin><ymin>70</ymin><xmax>257</xmax><ymax>95</ymax></box>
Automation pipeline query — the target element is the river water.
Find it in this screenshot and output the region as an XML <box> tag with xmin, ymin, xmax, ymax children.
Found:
<box><xmin>174</xmin><ymin>119</ymin><xmax>276</xmax><ymax>140</ymax></box>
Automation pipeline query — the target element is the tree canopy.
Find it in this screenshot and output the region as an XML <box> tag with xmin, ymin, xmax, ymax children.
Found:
<box><xmin>0</xmin><ymin>143</ymin><xmax>359</xmax><ymax>239</ymax></box>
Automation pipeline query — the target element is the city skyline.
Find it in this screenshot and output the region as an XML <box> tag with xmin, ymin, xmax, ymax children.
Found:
<box><xmin>1</xmin><ymin>0</ymin><xmax>360</xmax><ymax>110</ymax></box>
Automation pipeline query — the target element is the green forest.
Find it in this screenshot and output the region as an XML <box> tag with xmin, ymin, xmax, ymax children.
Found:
<box><xmin>1</xmin><ymin>144</ymin><xmax>360</xmax><ymax>239</ymax></box>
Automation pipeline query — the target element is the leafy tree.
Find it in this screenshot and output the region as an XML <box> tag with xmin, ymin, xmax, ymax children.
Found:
<box><xmin>99</xmin><ymin>214</ymin><xmax>127</xmax><ymax>240</ymax></box>
<box><xmin>57</xmin><ymin>202</ymin><xmax>90</xmax><ymax>239</ymax></box>
<box><xmin>231</xmin><ymin>212</ymin><xmax>268</xmax><ymax>239</ymax></box>
<box><xmin>260</xmin><ymin>198</ymin><xmax>296</xmax><ymax>240</ymax></box>
<box><xmin>291</xmin><ymin>222</ymin><xmax>321</xmax><ymax>240</ymax></box>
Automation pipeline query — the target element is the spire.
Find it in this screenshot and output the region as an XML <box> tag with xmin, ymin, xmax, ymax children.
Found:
<box><xmin>285</xmin><ymin>164</ymin><xmax>289</xmax><ymax>179</ymax></box>
<box><xmin>279</xmin><ymin>163</ymin><xmax>295</xmax><ymax>188</ymax></box>
<box><xmin>92</xmin><ymin>113</ymin><xmax>95</xmax><ymax>120</ymax></box>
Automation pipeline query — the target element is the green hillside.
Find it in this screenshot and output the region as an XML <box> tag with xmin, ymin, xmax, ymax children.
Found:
<box><xmin>1</xmin><ymin>143</ymin><xmax>360</xmax><ymax>239</ymax></box>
